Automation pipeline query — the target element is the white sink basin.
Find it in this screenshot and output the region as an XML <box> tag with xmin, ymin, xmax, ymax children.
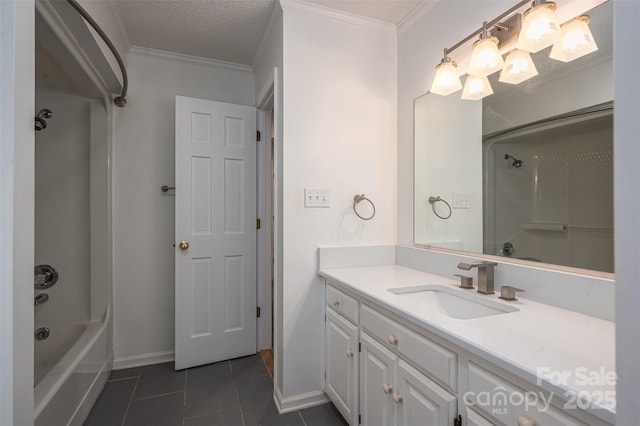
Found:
<box><xmin>387</xmin><ymin>285</ymin><xmax>519</xmax><ymax>320</ymax></box>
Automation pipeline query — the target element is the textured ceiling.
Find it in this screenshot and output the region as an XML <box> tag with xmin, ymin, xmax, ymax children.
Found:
<box><xmin>113</xmin><ymin>0</ymin><xmax>418</xmax><ymax>65</ymax></box>
<box><xmin>114</xmin><ymin>0</ymin><xmax>277</xmax><ymax>65</ymax></box>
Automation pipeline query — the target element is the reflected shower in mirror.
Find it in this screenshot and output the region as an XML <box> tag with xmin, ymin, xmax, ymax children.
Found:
<box><xmin>414</xmin><ymin>0</ymin><xmax>613</xmax><ymax>273</ymax></box>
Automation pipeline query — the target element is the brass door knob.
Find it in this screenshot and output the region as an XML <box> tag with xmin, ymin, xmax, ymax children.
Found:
<box><xmin>178</xmin><ymin>241</ymin><xmax>189</xmax><ymax>250</ymax></box>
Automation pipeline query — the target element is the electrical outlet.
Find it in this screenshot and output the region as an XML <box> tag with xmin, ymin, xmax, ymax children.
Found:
<box><xmin>304</xmin><ymin>188</ymin><xmax>330</xmax><ymax>208</ymax></box>
<box><xmin>452</xmin><ymin>193</ymin><xmax>471</xmax><ymax>209</ymax></box>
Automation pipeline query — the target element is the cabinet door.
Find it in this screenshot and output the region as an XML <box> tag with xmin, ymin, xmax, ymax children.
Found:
<box><xmin>360</xmin><ymin>333</ymin><xmax>396</xmax><ymax>426</ymax></box>
<box><xmin>326</xmin><ymin>308</ymin><xmax>358</xmax><ymax>425</ymax></box>
<box><xmin>396</xmin><ymin>360</ymin><xmax>457</xmax><ymax>426</ymax></box>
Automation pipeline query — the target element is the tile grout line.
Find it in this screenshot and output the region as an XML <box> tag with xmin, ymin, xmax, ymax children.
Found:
<box><xmin>107</xmin><ymin>375</ymin><xmax>140</xmax><ymax>383</ymax></box>
<box><xmin>230</xmin><ymin>360</ymin><xmax>248</xmax><ymax>426</ymax></box>
<box><xmin>133</xmin><ymin>389</ymin><xmax>185</xmax><ymax>401</ymax></box>
<box><xmin>182</xmin><ymin>367</ymin><xmax>188</xmax><ymax>426</ymax></box>
<box><xmin>119</xmin><ymin>376</ymin><xmax>139</xmax><ymax>426</ymax></box>
<box><xmin>298</xmin><ymin>409</ymin><xmax>308</xmax><ymax>426</ymax></box>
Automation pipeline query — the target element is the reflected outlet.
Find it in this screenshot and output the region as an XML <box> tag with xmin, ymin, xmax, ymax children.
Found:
<box><xmin>452</xmin><ymin>193</ymin><xmax>471</xmax><ymax>209</ymax></box>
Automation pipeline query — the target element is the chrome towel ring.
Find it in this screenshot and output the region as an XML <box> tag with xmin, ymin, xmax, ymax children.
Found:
<box><xmin>428</xmin><ymin>196</ymin><xmax>452</xmax><ymax>220</ymax></box>
<box><xmin>353</xmin><ymin>194</ymin><xmax>376</xmax><ymax>220</ymax></box>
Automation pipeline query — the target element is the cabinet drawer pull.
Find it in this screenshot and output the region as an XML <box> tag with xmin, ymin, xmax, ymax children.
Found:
<box><xmin>383</xmin><ymin>384</ymin><xmax>392</xmax><ymax>394</ymax></box>
<box><xmin>517</xmin><ymin>416</ymin><xmax>536</xmax><ymax>426</ymax></box>
<box><xmin>387</xmin><ymin>334</ymin><xmax>398</xmax><ymax>345</ymax></box>
<box><xmin>392</xmin><ymin>393</ymin><xmax>403</xmax><ymax>404</ymax></box>
<box><xmin>346</xmin><ymin>349</ymin><xmax>354</xmax><ymax>358</ymax></box>
<box><xmin>332</xmin><ymin>298</ymin><xmax>340</xmax><ymax>307</ymax></box>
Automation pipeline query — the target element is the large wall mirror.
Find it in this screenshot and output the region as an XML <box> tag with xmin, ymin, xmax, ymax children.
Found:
<box><xmin>414</xmin><ymin>0</ymin><xmax>613</xmax><ymax>273</ymax></box>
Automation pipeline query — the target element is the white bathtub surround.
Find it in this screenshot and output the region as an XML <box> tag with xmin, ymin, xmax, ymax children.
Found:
<box><xmin>34</xmin><ymin>307</ymin><xmax>112</xmax><ymax>426</ymax></box>
<box><xmin>318</xmin><ymin>245</ymin><xmax>615</xmax><ymax>424</ymax></box>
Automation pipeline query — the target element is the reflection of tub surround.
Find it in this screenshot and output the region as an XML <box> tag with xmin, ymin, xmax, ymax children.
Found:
<box><xmin>457</xmin><ymin>261</ymin><xmax>497</xmax><ymax>294</ymax></box>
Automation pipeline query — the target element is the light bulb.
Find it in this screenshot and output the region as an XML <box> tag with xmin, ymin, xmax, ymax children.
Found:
<box><xmin>468</xmin><ymin>36</ymin><xmax>505</xmax><ymax>78</ymax></box>
<box><xmin>430</xmin><ymin>59</ymin><xmax>462</xmax><ymax>96</ymax></box>
<box><xmin>549</xmin><ymin>15</ymin><xmax>598</xmax><ymax>62</ymax></box>
<box><xmin>517</xmin><ymin>2</ymin><xmax>561</xmax><ymax>53</ymax></box>
<box><xmin>461</xmin><ymin>75</ymin><xmax>493</xmax><ymax>101</ymax></box>
<box><xmin>499</xmin><ymin>49</ymin><xmax>538</xmax><ymax>84</ymax></box>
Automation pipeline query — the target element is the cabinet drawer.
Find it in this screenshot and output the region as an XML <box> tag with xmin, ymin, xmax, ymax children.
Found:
<box><xmin>360</xmin><ymin>305</ymin><xmax>457</xmax><ymax>392</ymax></box>
<box><xmin>326</xmin><ymin>284</ymin><xmax>358</xmax><ymax>324</ymax></box>
<box><xmin>465</xmin><ymin>361</ymin><xmax>593</xmax><ymax>426</ymax></box>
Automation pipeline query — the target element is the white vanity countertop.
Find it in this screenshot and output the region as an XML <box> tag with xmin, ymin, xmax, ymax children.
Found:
<box><xmin>318</xmin><ymin>264</ymin><xmax>615</xmax><ymax>423</ymax></box>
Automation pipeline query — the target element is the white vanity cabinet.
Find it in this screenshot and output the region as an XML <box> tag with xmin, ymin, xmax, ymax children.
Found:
<box><xmin>459</xmin><ymin>357</ymin><xmax>611</xmax><ymax>426</ymax></box>
<box><xmin>325</xmin><ymin>286</ymin><xmax>359</xmax><ymax>425</ymax></box>
<box><xmin>323</xmin><ymin>279</ymin><xmax>612</xmax><ymax>426</ymax></box>
<box><xmin>360</xmin><ymin>305</ymin><xmax>458</xmax><ymax>426</ymax></box>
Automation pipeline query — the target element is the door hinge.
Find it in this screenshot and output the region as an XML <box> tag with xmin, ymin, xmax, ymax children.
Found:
<box><xmin>257</xmin><ymin>130</ymin><xmax>261</xmax><ymax>142</ymax></box>
<box><xmin>359</xmin><ymin>342</ymin><xmax>361</xmax><ymax>353</ymax></box>
<box><xmin>257</xmin><ymin>306</ymin><xmax>261</xmax><ymax>318</ymax></box>
<box><xmin>358</xmin><ymin>414</ymin><xmax>361</xmax><ymax>424</ymax></box>
<box><xmin>257</xmin><ymin>218</ymin><xmax>261</xmax><ymax>229</ymax></box>
<box><xmin>453</xmin><ymin>414</ymin><xmax>462</xmax><ymax>426</ymax></box>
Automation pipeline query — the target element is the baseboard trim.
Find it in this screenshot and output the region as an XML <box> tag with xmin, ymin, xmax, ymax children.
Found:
<box><xmin>274</xmin><ymin>387</ymin><xmax>330</xmax><ymax>414</ymax></box>
<box><xmin>113</xmin><ymin>350</ymin><xmax>175</xmax><ymax>370</ymax></box>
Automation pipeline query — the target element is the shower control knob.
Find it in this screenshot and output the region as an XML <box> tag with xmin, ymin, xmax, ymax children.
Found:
<box><xmin>179</xmin><ymin>241</ymin><xmax>189</xmax><ymax>250</ymax></box>
<box><xmin>34</xmin><ymin>265</ymin><xmax>59</xmax><ymax>290</ymax></box>
<box><xmin>35</xmin><ymin>327</ymin><xmax>50</xmax><ymax>341</ymax></box>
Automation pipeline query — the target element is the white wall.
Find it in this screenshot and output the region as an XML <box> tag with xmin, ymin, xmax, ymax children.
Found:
<box><xmin>112</xmin><ymin>49</ymin><xmax>255</xmax><ymax>365</ymax></box>
<box><xmin>0</xmin><ymin>1</ymin><xmax>35</xmax><ymax>424</ymax></box>
<box><xmin>279</xmin><ymin>1</ymin><xmax>397</xmax><ymax>403</ymax></box>
<box><xmin>251</xmin><ymin>1</ymin><xmax>285</xmax><ymax>394</ymax></box>
<box><xmin>414</xmin><ymin>93</ymin><xmax>482</xmax><ymax>251</ymax></box>
<box><xmin>397</xmin><ymin>0</ymin><xmax>508</xmax><ymax>246</ymax></box>
<box><xmin>614</xmin><ymin>0</ymin><xmax>640</xmax><ymax>423</ymax></box>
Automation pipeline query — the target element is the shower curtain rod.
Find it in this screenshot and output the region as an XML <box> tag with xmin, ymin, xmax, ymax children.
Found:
<box><xmin>66</xmin><ymin>0</ymin><xmax>128</xmax><ymax>107</ymax></box>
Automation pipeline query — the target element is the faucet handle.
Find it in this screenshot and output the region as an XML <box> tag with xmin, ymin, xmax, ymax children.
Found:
<box><xmin>454</xmin><ymin>274</ymin><xmax>474</xmax><ymax>289</ymax></box>
<box><xmin>499</xmin><ymin>285</ymin><xmax>525</xmax><ymax>301</ymax></box>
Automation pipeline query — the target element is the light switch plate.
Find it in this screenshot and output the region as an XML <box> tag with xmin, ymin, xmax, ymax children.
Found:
<box><xmin>304</xmin><ymin>188</ymin><xmax>330</xmax><ymax>208</ymax></box>
<box><xmin>452</xmin><ymin>193</ymin><xmax>471</xmax><ymax>209</ymax></box>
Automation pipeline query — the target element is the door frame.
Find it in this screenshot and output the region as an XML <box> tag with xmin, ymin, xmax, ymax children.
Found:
<box><xmin>256</xmin><ymin>84</ymin><xmax>274</xmax><ymax>351</ymax></box>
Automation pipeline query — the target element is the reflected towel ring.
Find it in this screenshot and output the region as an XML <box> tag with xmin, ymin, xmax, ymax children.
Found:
<box><xmin>428</xmin><ymin>196</ymin><xmax>452</xmax><ymax>220</ymax></box>
<box><xmin>353</xmin><ymin>194</ymin><xmax>376</xmax><ymax>220</ymax></box>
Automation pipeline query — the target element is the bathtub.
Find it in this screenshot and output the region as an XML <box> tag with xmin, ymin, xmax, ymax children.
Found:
<box><xmin>34</xmin><ymin>306</ymin><xmax>112</xmax><ymax>426</ymax></box>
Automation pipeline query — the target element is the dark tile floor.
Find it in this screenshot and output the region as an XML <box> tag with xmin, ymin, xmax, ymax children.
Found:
<box><xmin>84</xmin><ymin>354</ymin><xmax>347</xmax><ymax>426</ymax></box>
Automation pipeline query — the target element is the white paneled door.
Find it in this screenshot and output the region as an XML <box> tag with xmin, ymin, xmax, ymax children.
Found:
<box><xmin>175</xmin><ymin>96</ymin><xmax>257</xmax><ymax>370</ymax></box>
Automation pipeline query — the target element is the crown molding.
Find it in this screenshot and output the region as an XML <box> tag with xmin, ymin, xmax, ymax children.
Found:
<box><xmin>397</xmin><ymin>0</ymin><xmax>440</xmax><ymax>35</ymax></box>
<box><xmin>279</xmin><ymin>0</ymin><xmax>396</xmax><ymax>34</ymax></box>
<box><xmin>129</xmin><ymin>46</ymin><xmax>253</xmax><ymax>73</ymax></box>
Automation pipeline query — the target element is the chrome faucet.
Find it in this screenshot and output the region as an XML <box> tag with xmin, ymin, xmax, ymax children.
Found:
<box><xmin>457</xmin><ymin>262</ymin><xmax>498</xmax><ymax>294</ymax></box>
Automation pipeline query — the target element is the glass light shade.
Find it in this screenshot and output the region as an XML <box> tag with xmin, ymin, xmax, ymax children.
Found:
<box><xmin>468</xmin><ymin>37</ymin><xmax>505</xmax><ymax>77</ymax></box>
<box><xmin>461</xmin><ymin>75</ymin><xmax>493</xmax><ymax>100</ymax></box>
<box><xmin>517</xmin><ymin>3</ymin><xmax>561</xmax><ymax>53</ymax></box>
<box><xmin>430</xmin><ymin>60</ymin><xmax>462</xmax><ymax>96</ymax></box>
<box><xmin>549</xmin><ymin>16</ymin><xmax>598</xmax><ymax>62</ymax></box>
<box><xmin>499</xmin><ymin>49</ymin><xmax>539</xmax><ymax>84</ymax></box>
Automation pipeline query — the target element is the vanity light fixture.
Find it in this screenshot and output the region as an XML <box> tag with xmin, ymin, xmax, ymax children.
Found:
<box><xmin>516</xmin><ymin>0</ymin><xmax>561</xmax><ymax>53</ymax></box>
<box><xmin>428</xmin><ymin>0</ymin><xmax>601</xmax><ymax>100</ymax></box>
<box><xmin>430</xmin><ymin>49</ymin><xmax>463</xmax><ymax>96</ymax></box>
<box><xmin>549</xmin><ymin>15</ymin><xmax>598</xmax><ymax>62</ymax></box>
<box><xmin>468</xmin><ymin>22</ymin><xmax>505</xmax><ymax>77</ymax></box>
<box><xmin>499</xmin><ymin>49</ymin><xmax>538</xmax><ymax>84</ymax></box>
<box><xmin>461</xmin><ymin>75</ymin><xmax>494</xmax><ymax>100</ymax></box>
